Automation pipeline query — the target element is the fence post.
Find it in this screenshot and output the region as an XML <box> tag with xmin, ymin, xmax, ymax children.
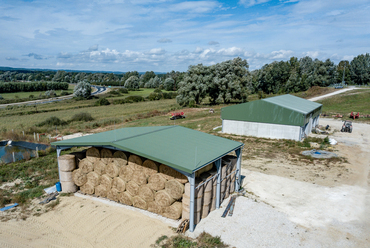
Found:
<box><xmin>36</xmin><ymin>147</ymin><xmax>39</xmax><ymax>158</ymax></box>
<box><xmin>22</xmin><ymin>131</ymin><xmax>25</xmax><ymax>136</ymax></box>
<box><xmin>37</xmin><ymin>133</ymin><xmax>39</xmax><ymax>141</ymax></box>
<box><xmin>34</xmin><ymin>132</ymin><xmax>36</xmax><ymax>140</ymax></box>
<box><xmin>12</xmin><ymin>152</ymin><xmax>15</xmax><ymax>163</ymax></box>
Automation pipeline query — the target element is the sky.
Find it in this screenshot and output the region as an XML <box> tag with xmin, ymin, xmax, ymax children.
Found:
<box><xmin>0</xmin><ymin>0</ymin><xmax>369</xmax><ymax>72</ymax></box>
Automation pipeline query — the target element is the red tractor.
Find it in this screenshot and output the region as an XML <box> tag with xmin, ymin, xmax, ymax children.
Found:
<box><xmin>170</xmin><ymin>112</ymin><xmax>185</xmax><ymax>120</ymax></box>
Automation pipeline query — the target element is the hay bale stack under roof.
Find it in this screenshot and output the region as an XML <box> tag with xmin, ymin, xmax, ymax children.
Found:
<box><xmin>112</xmin><ymin>151</ymin><xmax>128</xmax><ymax>167</ymax></box>
<box><xmin>128</xmin><ymin>155</ymin><xmax>143</xmax><ymax>171</ymax></box>
<box><xmin>79</xmin><ymin>159</ymin><xmax>94</xmax><ymax>174</ymax></box>
<box><xmin>155</xmin><ymin>190</ymin><xmax>175</xmax><ymax>207</ymax></box>
<box><xmin>86</xmin><ymin>147</ymin><xmax>100</xmax><ymax>163</ymax></box>
<box><xmin>138</xmin><ymin>185</ymin><xmax>154</xmax><ymax>203</ymax></box>
<box><xmin>105</xmin><ymin>162</ymin><xmax>119</xmax><ymax>177</ymax></box>
<box><xmin>100</xmin><ymin>148</ymin><xmax>113</xmax><ymax>164</ymax></box>
<box><xmin>142</xmin><ymin>160</ymin><xmax>158</xmax><ymax>177</ymax></box>
<box><xmin>118</xmin><ymin>191</ymin><xmax>133</xmax><ymax>206</ymax></box>
<box><xmin>112</xmin><ymin>177</ymin><xmax>126</xmax><ymax>192</ymax></box>
<box><xmin>86</xmin><ymin>171</ymin><xmax>101</xmax><ymax>186</ymax></box>
<box><xmin>72</xmin><ymin>169</ymin><xmax>87</xmax><ymax>186</ymax></box>
<box><xmin>119</xmin><ymin>166</ymin><xmax>134</xmax><ymax>182</ymax></box>
<box><xmin>93</xmin><ymin>160</ymin><xmax>106</xmax><ymax>175</ymax></box>
<box><xmin>163</xmin><ymin>202</ymin><xmax>182</xmax><ymax>220</ymax></box>
<box><xmin>159</xmin><ymin>164</ymin><xmax>188</xmax><ymax>183</ymax></box>
<box><xmin>165</xmin><ymin>180</ymin><xmax>184</xmax><ymax>200</ymax></box>
<box><xmin>148</xmin><ymin>173</ymin><xmax>166</xmax><ymax>191</ymax></box>
<box><xmin>100</xmin><ymin>174</ymin><xmax>113</xmax><ymax>190</ymax></box>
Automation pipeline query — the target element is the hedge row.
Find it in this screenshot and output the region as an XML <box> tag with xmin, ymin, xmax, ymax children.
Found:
<box><xmin>0</xmin><ymin>81</ymin><xmax>69</xmax><ymax>93</ymax></box>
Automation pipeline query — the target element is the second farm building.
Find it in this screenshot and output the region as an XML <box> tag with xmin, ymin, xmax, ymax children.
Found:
<box><xmin>221</xmin><ymin>94</ymin><xmax>322</xmax><ymax>141</ymax></box>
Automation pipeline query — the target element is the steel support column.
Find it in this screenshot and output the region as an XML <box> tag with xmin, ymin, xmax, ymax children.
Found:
<box><xmin>56</xmin><ymin>147</ymin><xmax>62</xmax><ymax>182</ymax></box>
<box><xmin>215</xmin><ymin>159</ymin><xmax>221</xmax><ymax>209</ymax></box>
<box><xmin>235</xmin><ymin>148</ymin><xmax>242</xmax><ymax>191</ymax></box>
<box><xmin>188</xmin><ymin>173</ymin><xmax>195</xmax><ymax>232</ymax></box>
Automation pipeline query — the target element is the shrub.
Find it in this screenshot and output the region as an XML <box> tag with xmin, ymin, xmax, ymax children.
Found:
<box><xmin>154</xmin><ymin>88</ymin><xmax>162</xmax><ymax>93</ymax></box>
<box><xmin>60</xmin><ymin>91</ymin><xmax>70</xmax><ymax>96</ymax></box>
<box><xmin>0</xmin><ymin>95</ymin><xmax>3</xmax><ymax>100</ymax></box>
<box><xmin>70</xmin><ymin>112</ymin><xmax>94</xmax><ymax>122</ymax></box>
<box><xmin>37</xmin><ymin>116</ymin><xmax>67</xmax><ymax>127</ymax></box>
<box><xmin>29</xmin><ymin>95</ymin><xmax>34</xmax><ymax>99</ymax></box>
<box><xmin>45</xmin><ymin>90</ymin><xmax>56</xmax><ymax>98</ymax></box>
<box><xmin>147</xmin><ymin>92</ymin><xmax>163</xmax><ymax>101</ymax></box>
<box><xmin>125</xmin><ymin>95</ymin><xmax>144</xmax><ymax>103</ymax></box>
<box><xmin>95</xmin><ymin>98</ymin><xmax>110</xmax><ymax>106</ymax></box>
<box><xmin>118</xmin><ymin>88</ymin><xmax>128</xmax><ymax>94</ymax></box>
<box><xmin>74</xmin><ymin>81</ymin><xmax>92</xmax><ymax>98</ymax></box>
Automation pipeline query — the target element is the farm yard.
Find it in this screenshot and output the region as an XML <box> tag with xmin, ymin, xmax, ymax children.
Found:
<box><xmin>0</xmin><ymin>85</ymin><xmax>369</xmax><ymax>247</ymax></box>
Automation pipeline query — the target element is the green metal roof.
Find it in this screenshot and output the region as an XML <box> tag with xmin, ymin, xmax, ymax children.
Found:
<box><xmin>221</xmin><ymin>94</ymin><xmax>322</xmax><ymax>126</ymax></box>
<box><xmin>52</xmin><ymin>126</ymin><xmax>243</xmax><ymax>174</ymax></box>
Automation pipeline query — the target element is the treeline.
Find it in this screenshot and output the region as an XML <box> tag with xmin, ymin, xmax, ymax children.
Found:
<box><xmin>0</xmin><ymin>81</ymin><xmax>68</xmax><ymax>93</ymax></box>
<box><xmin>0</xmin><ymin>69</ymin><xmax>185</xmax><ymax>90</ymax></box>
<box><xmin>175</xmin><ymin>53</ymin><xmax>370</xmax><ymax>106</ymax></box>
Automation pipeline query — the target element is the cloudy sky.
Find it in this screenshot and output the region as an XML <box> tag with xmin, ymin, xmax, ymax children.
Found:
<box><xmin>1</xmin><ymin>0</ymin><xmax>369</xmax><ymax>72</ymax></box>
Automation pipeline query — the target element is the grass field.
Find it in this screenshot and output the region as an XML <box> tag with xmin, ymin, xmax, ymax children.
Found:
<box><xmin>319</xmin><ymin>89</ymin><xmax>370</xmax><ymax>118</ymax></box>
<box><xmin>0</xmin><ymin>84</ymin><xmax>75</xmax><ymax>99</ymax></box>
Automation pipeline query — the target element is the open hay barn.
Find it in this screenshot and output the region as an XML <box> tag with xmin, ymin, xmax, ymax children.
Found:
<box><xmin>51</xmin><ymin>126</ymin><xmax>243</xmax><ymax>232</ymax></box>
<box><xmin>221</xmin><ymin>94</ymin><xmax>322</xmax><ymax>141</ymax></box>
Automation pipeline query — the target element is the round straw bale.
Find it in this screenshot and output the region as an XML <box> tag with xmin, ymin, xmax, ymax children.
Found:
<box><xmin>142</xmin><ymin>160</ymin><xmax>158</xmax><ymax>177</ymax></box>
<box><xmin>58</xmin><ymin>154</ymin><xmax>76</xmax><ymax>172</ymax></box>
<box><xmin>100</xmin><ymin>148</ymin><xmax>113</xmax><ymax>164</ymax></box>
<box><xmin>100</xmin><ymin>174</ymin><xmax>113</xmax><ymax>189</ymax></box>
<box><xmin>195</xmin><ymin>163</ymin><xmax>213</xmax><ymax>177</ymax></box>
<box><xmin>132</xmin><ymin>170</ymin><xmax>147</xmax><ymax>186</ymax></box>
<box><xmin>106</xmin><ymin>162</ymin><xmax>119</xmax><ymax>178</ymax></box>
<box><xmin>200</xmin><ymin>172</ymin><xmax>213</xmax><ymax>192</ymax></box>
<box><xmin>165</xmin><ymin>180</ymin><xmax>184</xmax><ymax>200</ymax></box>
<box><xmin>128</xmin><ymin>155</ymin><xmax>143</xmax><ymax>171</ymax></box>
<box><xmin>126</xmin><ymin>181</ymin><xmax>140</xmax><ymax>196</ymax></box>
<box><xmin>155</xmin><ymin>190</ymin><xmax>175</xmax><ymax>207</ymax></box>
<box><xmin>93</xmin><ymin>160</ymin><xmax>106</xmax><ymax>175</ymax></box>
<box><xmin>159</xmin><ymin>164</ymin><xmax>188</xmax><ymax>183</ymax></box>
<box><xmin>132</xmin><ymin>196</ymin><xmax>147</xmax><ymax>210</ymax></box>
<box><xmin>118</xmin><ymin>191</ymin><xmax>133</xmax><ymax>206</ymax></box>
<box><xmin>163</xmin><ymin>202</ymin><xmax>182</xmax><ymax>220</ymax></box>
<box><xmin>95</xmin><ymin>184</ymin><xmax>108</xmax><ymax>197</ymax></box>
<box><xmin>148</xmin><ymin>173</ymin><xmax>166</xmax><ymax>191</ymax></box>
<box><xmin>80</xmin><ymin>182</ymin><xmax>95</xmax><ymax>195</ymax></box>
<box><xmin>211</xmin><ymin>196</ymin><xmax>216</xmax><ymax>211</ymax></box>
<box><xmin>119</xmin><ymin>166</ymin><xmax>134</xmax><ymax>182</ymax></box>
<box><xmin>138</xmin><ymin>185</ymin><xmax>154</xmax><ymax>202</ymax></box>
<box><xmin>72</xmin><ymin>169</ymin><xmax>87</xmax><ymax>186</ymax></box>
<box><xmin>60</xmin><ymin>171</ymin><xmax>73</xmax><ymax>182</ymax></box>
<box><xmin>147</xmin><ymin>201</ymin><xmax>164</xmax><ymax>214</ymax></box>
<box><xmin>70</xmin><ymin>151</ymin><xmax>86</xmax><ymax>166</ymax></box>
<box><xmin>182</xmin><ymin>194</ymin><xmax>203</xmax><ymax>211</ymax></box>
<box><xmin>112</xmin><ymin>177</ymin><xmax>126</xmax><ymax>192</ymax></box>
<box><xmin>107</xmin><ymin>188</ymin><xmax>119</xmax><ymax>202</ymax></box>
<box><xmin>79</xmin><ymin>159</ymin><xmax>94</xmax><ymax>174</ymax></box>
<box><xmin>61</xmin><ymin>181</ymin><xmax>77</xmax><ymax>193</ymax></box>
<box><xmin>86</xmin><ymin>171</ymin><xmax>101</xmax><ymax>186</ymax></box>
<box><xmin>86</xmin><ymin>147</ymin><xmax>100</xmax><ymax>163</ymax></box>
<box><xmin>112</xmin><ymin>151</ymin><xmax>128</xmax><ymax>167</ymax></box>
<box><xmin>184</xmin><ymin>178</ymin><xmax>204</xmax><ymax>198</ymax></box>
<box><xmin>201</xmin><ymin>203</ymin><xmax>210</xmax><ymax>218</ymax></box>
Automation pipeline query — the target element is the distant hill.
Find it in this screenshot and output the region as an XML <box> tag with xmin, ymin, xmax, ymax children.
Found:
<box><xmin>0</xmin><ymin>66</ymin><xmax>166</xmax><ymax>75</ymax></box>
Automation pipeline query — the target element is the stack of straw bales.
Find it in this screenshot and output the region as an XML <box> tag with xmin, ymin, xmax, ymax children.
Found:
<box><xmin>70</xmin><ymin>147</ymin><xmax>188</xmax><ymax>220</ymax></box>
<box><xmin>58</xmin><ymin>154</ymin><xmax>77</xmax><ymax>193</ymax></box>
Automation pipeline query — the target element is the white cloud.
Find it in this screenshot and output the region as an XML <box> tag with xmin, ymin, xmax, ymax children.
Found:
<box><xmin>239</xmin><ymin>0</ymin><xmax>272</xmax><ymax>7</ymax></box>
<box><xmin>157</xmin><ymin>38</ymin><xmax>172</xmax><ymax>43</ymax></box>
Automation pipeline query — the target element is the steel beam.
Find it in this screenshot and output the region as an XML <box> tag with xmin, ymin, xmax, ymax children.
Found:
<box><xmin>235</xmin><ymin>148</ymin><xmax>242</xmax><ymax>191</ymax></box>
<box><xmin>215</xmin><ymin>159</ymin><xmax>221</xmax><ymax>209</ymax></box>
<box><xmin>188</xmin><ymin>173</ymin><xmax>195</xmax><ymax>232</ymax></box>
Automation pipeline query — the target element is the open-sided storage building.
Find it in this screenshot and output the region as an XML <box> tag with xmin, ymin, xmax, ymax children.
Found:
<box><xmin>221</xmin><ymin>94</ymin><xmax>322</xmax><ymax>141</ymax></box>
<box><xmin>52</xmin><ymin>125</ymin><xmax>243</xmax><ymax>232</ymax></box>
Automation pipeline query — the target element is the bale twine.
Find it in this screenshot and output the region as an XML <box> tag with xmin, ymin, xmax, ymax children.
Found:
<box><xmin>107</xmin><ymin>188</ymin><xmax>120</xmax><ymax>202</ymax></box>
<box><xmin>60</xmin><ymin>171</ymin><xmax>73</xmax><ymax>182</ymax></box>
<box><xmin>165</xmin><ymin>180</ymin><xmax>184</xmax><ymax>200</ymax></box>
<box><xmin>112</xmin><ymin>177</ymin><xmax>126</xmax><ymax>192</ymax></box>
<box><xmin>128</xmin><ymin>155</ymin><xmax>143</xmax><ymax>171</ymax></box>
<box><xmin>159</xmin><ymin>164</ymin><xmax>188</xmax><ymax>183</ymax></box>
<box><xmin>86</xmin><ymin>171</ymin><xmax>101</xmax><ymax>186</ymax></box>
<box><xmin>58</xmin><ymin>154</ymin><xmax>76</xmax><ymax>172</ymax></box>
<box><xmin>100</xmin><ymin>174</ymin><xmax>113</xmax><ymax>190</ymax></box>
<box><xmin>105</xmin><ymin>162</ymin><xmax>119</xmax><ymax>178</ymax></box>
<box><xmin>100</xmin><ymin>148</ymin><xmax>113</xmax><ymax>164</ymax></box>
<box><xmin>195</xmin><ymin>163</ymin><xmax>213</xmax><ymax>177</ymax></box>
<box><xmin>142</xmin><ymin>160</ymin><xmax>158</xmax><ymax>177</ymax></box>
<box><xmin>182</xmin><ymin>194</ymin><xmax>203</xmax><ymax>212</ymax></box>
<box><xmin>94</xmin><ymin>160</ymin><xmax>106</xmax><ymax>176</ymax></box>
<box><xmin>155</xmin><ymin>190</ymin><xmax>175</xmax><ymax>207</ymax></box>
<box><xmin>72</xmin><ymin>169</ymin><xmax>87</xmax><ymax>186</ymax></box>
<box><xmin>163</xmin><ymin>202</ymin><xmax>182</xmax><ymax>220</ymax></box>
<box><xmin>86</xmin><ymin>147</ymin><xmax>100</xmax><ymax>163</ymax></box>
<box><xmin>148</xmin><ymin>173</ymin><xmax>166</xmax><ymax>191</ymax></box>
<box><xmin>126</xmin><ymin>181</ymin><xmax>140</xmax><ymax>196</ymax></box>
<box><xmin>138</xmin><ymin>185</ymin><xmax>154</xmax><ymax>202</ymax></box>
<box><xmin>147</xmin><ymin>201</ymin><xmax>164</xmax><ymax>215</ymax></box>
<box><xmin>184</xmin><ymin>179</ymin><xmax>204</xmax><ymax>198</ymax></box>
<box><xmin>229</xmin><ymin>179</ymin><xmax>235</xmax><ymax>194</ymax></box>
<box><xmin>112</xmin><ymin>151</ymin><xmax>128</xmax><ymax>167</ymax></box>
<box><xmin>221</xmin><ymin>165</ymin><xmax>227</xmax><ymax>180</ymax></box>
<box><xmin>132</xmin><ymin>196</ymin><xmax>148</xmax><ymax>210</ymax></box>
<box><xmin>95</xmin><ymin>184</ymin><xmax>108</xmax><ymax>198</ymax></box>
<box><xmin>61</xmin><ymin>181</ymin><xmax>77</xmax><ymax>193</ymax></box>
<box><xmin>132</xmin><ymin>170</ymin><xmax>147</xmax><ymax>186</ymax></box>
<box><xmin>119</xmin><ymin>166</ymin><xmax>134</xmax><ymax>182</ymax></box>
<box><xmin>80</xmin><ymin>182</ymin><xmax>95</xmax><ymax>195</ymax></box>
<box><xmin>119</xmin><ymin>191</ymin><xmax>133</xmax><ymax>206</ymax></box>
<box><xmin>79</xmin><ymin>159</ymin><xmax>94</xmax><ymax>174</ymax></box>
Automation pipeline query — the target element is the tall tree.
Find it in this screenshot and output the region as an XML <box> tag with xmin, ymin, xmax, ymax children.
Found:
<box><xmin>350</xmin><ymin>53</ymin><xmax>370</xmax><ymax>85</ymax></box>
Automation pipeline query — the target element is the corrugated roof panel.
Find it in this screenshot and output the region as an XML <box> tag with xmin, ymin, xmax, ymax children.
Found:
<box><xmin>52</xmin><ymin>126</ymin><xmax>243</xmax><ymax>174</ymax></box>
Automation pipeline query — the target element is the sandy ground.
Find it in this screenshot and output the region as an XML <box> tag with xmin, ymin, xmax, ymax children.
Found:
<box><xmin>190</xmin><ymin>118</ymin><xmax>370</xmax><ymax>247</ymax></box>
<box><xmin>0</xmin><ymin>195</ymin><xmax>175</xmax><ymax>248</ymax></box>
